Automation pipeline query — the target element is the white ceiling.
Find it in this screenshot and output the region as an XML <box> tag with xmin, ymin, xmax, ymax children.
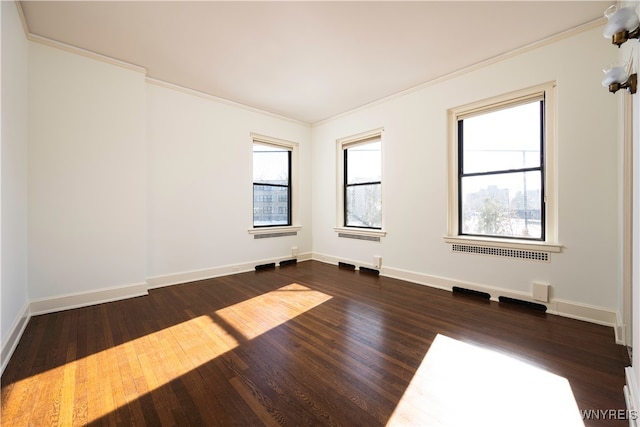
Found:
<box><xmin>20</xmin><ymin>1</ymin><xmax>611</xmax><ymax>124</ymax></box>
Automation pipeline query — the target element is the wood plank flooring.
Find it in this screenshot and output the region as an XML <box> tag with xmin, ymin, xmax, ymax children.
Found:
<box><xmin>1</xmin><ymin>260</ymin><xmax>631</xmax><ymax>426</ymax></box>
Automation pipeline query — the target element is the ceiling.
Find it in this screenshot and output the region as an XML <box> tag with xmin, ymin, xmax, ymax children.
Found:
<box><xmin>20</xmin><ymin>1</ymin><xmax>611</xmax><ymax>124</ymax></box>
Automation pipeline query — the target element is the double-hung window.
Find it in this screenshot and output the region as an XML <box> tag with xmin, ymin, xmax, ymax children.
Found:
<box><xmin>253</xmin><ymin>139</ymin><xmax>292</xmax><ymax>227</ymax></box>
<box><xmin>459</xmin><ymin>98</ymin><xmax>544</xmax><ymax>240</ymax></box>
<box><xmin>447</xmin><ymin>83</ymin><xmax>559</xmax><ymax>250</ymax></box>
<box><xmin>337</xmin><ymin>129</ymin><xmax>384</xmax><ymax>231</ymax></box>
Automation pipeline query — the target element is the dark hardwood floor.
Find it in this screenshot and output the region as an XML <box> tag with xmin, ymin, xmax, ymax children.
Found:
<box><xmin>0</xmin><ymin>260</ymin><xmax>631</xmax><ymax>426</ymax></box>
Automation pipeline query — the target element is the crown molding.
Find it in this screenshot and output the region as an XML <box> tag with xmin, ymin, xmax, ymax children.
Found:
<box><xmin>25</xmin><ymin>32</ymin><xmax>308</xmax><ymax>126</ymax></box>
<box><xmin>15</xmin><ymin>0</ymin><xmax>605</xmax><ymax>128</ymax></box>
<box><xmin>27</xmin><ymin>33</ymin><xmax>147</xmax><ymax>74</ymax></box>
<box><xmin>311</xmin><ymin>17</ymin><xmax>606</xmax><ymax>127</ymax></box>
<box><xmin>18</xmin><ymin>1</ymin><xmax>146</xmax><ymax>73</ymax></box>
<box><xmin>14</xmin><ymin>1</ymin><xmax>29</xmax><ymax>39</ymax></box>
<box><xmin>145</xmin><ymin>78</ymin><xmax>309</xmax><ymax>127</ymax></box>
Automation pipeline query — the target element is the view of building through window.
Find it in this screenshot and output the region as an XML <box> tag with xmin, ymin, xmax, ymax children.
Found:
<box><xmin>459</xmin><ymin>100</ymin><xmax>544</xmax><ymax>239</ymax></box>
<box><xmin>344</xmin><ymin>140</ymin><xmax>382</xmax><ymax>229</ymax></box>
<box><xmin>253</xmin><ymin>143</ymin><xmax>291</xmax><ymax>227</ymax></box>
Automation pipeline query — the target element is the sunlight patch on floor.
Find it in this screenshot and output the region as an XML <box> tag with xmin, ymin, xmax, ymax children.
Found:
<box><xmin>387</xmin><ymin>334</ymin><xmax>584</xmax><ymax>427</ymax></box>
<box><xmin>2</xmin><ymin>283</ymin><xmax>332</xmax><ymax>426</ymax></box>
<box><xmin>215</xmin><ymin>282</ymin><xmax>333</xmax><ymax>340</ymax></box>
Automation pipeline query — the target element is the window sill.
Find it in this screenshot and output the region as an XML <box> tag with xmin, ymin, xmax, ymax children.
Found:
<box><xmin>334</xmin><ymin>227</ymin><xmax>387</xmax><ymax>238</ymax></box>
<box><xmin>249</xmin><ymin>225</ymin><xmax>301</xmax><ymax>236</ymax></box>
<box><xmin>443</xmin><ymin>235</ymin><xmax>562</xmax><ymax>253</ymax></box>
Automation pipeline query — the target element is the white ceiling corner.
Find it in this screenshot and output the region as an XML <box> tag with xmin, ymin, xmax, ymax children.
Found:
<box><xmin>19</xmin><ymin>1</ymin><xmax>611</xmax><ymax>124</ymax></box>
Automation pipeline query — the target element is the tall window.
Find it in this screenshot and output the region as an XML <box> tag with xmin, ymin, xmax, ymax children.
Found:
<box><xmin>343</xmin><ymin>136</ymin><xmax>382</xmax><ymax>229</ymax></box>
<box><xmin>253</xmin><ymin>142</ymin><xmax>291</xmax><ymax>227</ymax></box>
<box><xmin>457</xmin><ymin>96</ymin><xmax>544</xmax><ymax>240</ymax></box>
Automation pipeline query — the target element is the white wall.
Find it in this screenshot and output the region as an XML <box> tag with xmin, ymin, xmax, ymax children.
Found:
<box><xmin>28</xmin><ymin>42</ymin><xmax>147</xmax><ymax>301</ymax></box>
<box><xmin>26</xmin><ymin>38</ymin><xmax>312</xmax><ymax>301</ymax></box>
<box><xmin>14</xmin><ymin>6</ymin><xmax>628</xmax><ymax>337</ymax></box>
<box><xmin>312</xmin><ymin>26</ymin><xmax>621</xmax><ymax>314</ymax></box>
<box><xmin>146</xmin><ymin>83</ymin><xmax>311</xmax><ymax>281</ymax></box>
<box><xmin>2</xmin><ymin>2</ymin><xmax>633</xmax><ymax>382</ymax></box>
<box><xmin>1</xmin><ymin>1</ymin><xmax>29</xmax><ymax>367</ymax></box>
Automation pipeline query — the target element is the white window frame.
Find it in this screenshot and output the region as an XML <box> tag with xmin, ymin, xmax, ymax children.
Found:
<box><xmin>334</xmin><ymin>128</ymin><xmax>387</xmax><ymax>239</ymax></box>
<box><xmin>249</xmin><ymin>133</ymin><xmax>301</xmax><ymax>236</ymax></box>
<box><xmin>445</xmin><ymin>83</ymin><xmax>561</xmax><ymax>253</ymax></box>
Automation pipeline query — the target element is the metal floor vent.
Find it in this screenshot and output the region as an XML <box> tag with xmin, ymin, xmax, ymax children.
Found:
<box><xmin>338</xmin><ymin>233</ymin><xmax>380</xmax><ymax>242</ymax></box>
<box><xmin>499</xmin><ymin>296</ymin><xmax>547</xmax><ymax>313</ymax></box>
<box><xmin>452</xmin><ymin>244</ymin><xmax>549</xmax><ymax>262</ymax></box>
<box><xmin>254</xmin><ymin>231</ymin><xmax>297</xmax><ymax>239</ymax></box>
<box><xmin>452</xmin><ymin>286</ymin><xmax>491</xmax><ymax>300</ymax></box>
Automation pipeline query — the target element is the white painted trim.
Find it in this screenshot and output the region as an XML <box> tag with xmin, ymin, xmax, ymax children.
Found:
<box><xmin>335</xmin><ymin>128</ymin><xmax>385</xmax><ymax>231</ymax></box>
<box><xmin>147</xmin><ymin>265</ymin><xmax>254</xmax><ymax>288</ymax></box>
<box><xmin>16</xmin><ymin>8</ymin><xmax>602</xmax><ymax>129</ymax></box>
<box><xmin>550</xmin><ymin>299</ymin><xmax>618</xmax><ymax>329</ymax></box>
<box><xmin>0</xmin><ymin>254</ymin><xmax>624</xmax><ymax>375</ymax></box>
<box><xmin>3</xmin><ymin>253</ymin><xmax>315</xmax><ymax>369</ymax></box>
<box><xmin>312</xmin><ymin>252</ymin><xmax>381</xmax><ymax>271</ymax></box>
<box><xmin>146</xmin><ymin>252</ymin><xmax>313</xmax><ymax>290</ymax></box>
<box><xmin>446</xmin><ymin>81</ymin><xmax>559</xmax><ymax>247</ymax></box>
<box><xmin>14</xmin><ymin>1</ymin><xmax>29</xmax><ymax>39</ymax></box>
<box><xmin>311</xmin><ymin>253</ymin><xmax>620</xmax><ymax>331</ymax></box>
<box><xmin>29</xmin><ymin>282</ymin><xmax>149</xmax><ymax>316</ymax></box>
<box><xmin>146</xmin><ymin>78</ymin><xmax>309</xmax><ymax>127</ymax></box>
<box><xmin>248</xmin><ymin>226</ymin><xmax>301</xmax><ymax>236</ymax></box>
<box><xmin>251</xmin><ymin>133</ymin><xmax>299</xmax><ymax>150</ymax></box>
<box><xmin>625</xmin><ymin>366</ymin><xmax>640</xmax><ymax>426</ymax></box>
<box><xmin>622</xmin><ymin>88</ymin><xmax>634</xmax><ymax>350</ymax></box>
<box><xmin>251</xmin><ymin>133</ymin><xmax>301</xmax><ymax>228</ymax></box>
<box><xmin>337</xmin><ymin>127</ymin><xmax>384</xmax><ymax>147</ymax></box>
<box><xmin>24</xmin><ymin>33</ymin><xmax>308</xmax><ymax>127</ymax></box>
<box><xmin>387</xmin><ymin>267</ymin><xmax>618</xmax><ymax>328</ymax></box>
<box><xmin>617</xmin><ymin>311</ymin><xmax>628</xmax><ymax>347</ymax></box>
<box><xmin>311</xmin><ymin>18</ymin><xmax>603</xmax><ymax>127</ymax></box>
<box><xmin>1</xmin><ymin>302</ymin><xmax>31</xmax><ymax>375</ymax></box>
<box><xmin>27</xmin><ymin>33</ymin><xmax>147</xmax><ymax>75</ymax></box>
<box><xmin>334</xmin><ymin>227</ymin><xmax>387</xmax><ymax>238</ymax></box>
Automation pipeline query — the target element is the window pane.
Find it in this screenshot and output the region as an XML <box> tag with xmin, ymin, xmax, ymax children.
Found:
<box><xmin>253</xmin><ymin>144</ymin><xmax>289</xmax><ymax>185</ymax></box>
<box><xmin>253</xmin><ymin>185</ymin><xmax>289</xmax><ymax>226</ymax></box>
<box><xmin>346</xmin><ymin>183</ymin><xmax>381</xmax><ymax>228</ymax></box>
<box><xmin>346</xmin><ymin>141</ymin><xmax>381</xmax><ymax>184</ymax></box>
<box><xmin>462</xmin><ymin>101</ymin><xmax>541</xmax><ymax>174</ymax></box>
<box><xmin>461</xmin><ymin>171</ymin><xmax>542</xmax><ymax>239</ymax></box>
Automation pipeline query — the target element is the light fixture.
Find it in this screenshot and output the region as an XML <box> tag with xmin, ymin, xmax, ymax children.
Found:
<box><xmin>603</xmin><ymin>5</ymin><xmax>640</xmax><ymax>47</ymax></box>
<box><xmin>602</xmin><ymin>63</ymin><xmax>637</xmax><ymax>94</ymax></box>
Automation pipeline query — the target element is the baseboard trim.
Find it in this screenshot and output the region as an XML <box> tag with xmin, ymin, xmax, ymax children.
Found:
<box><xmin>312</xmin><ymin>253</ymin><xmax>619</xmax><ymax>332</ymax></box>
<box><xmin>547</xmin><ymin>299</ymin><xmax>618</xmax><ymax>329</ymax></box>
<box><xmin>311</xmin><ymin>253</ymin><xmax>389</xmax><ymax>274</ymax></box>
<box><xmin>147</xmin><ymin>252</ymin><xmax>313</xmax><ymax>289</ymax></box>
<box><xmin>3</xmin><ymin>254</ymin><xmax>315</xmax><ymax>372</ymax></box>
<box><xmin>1</xmin><ymin>302</ymin><xmax>31</xmax><ymax>375</ymax></box>
<box><xmin>10</xmin><ymin>253</ymin><xmax>621</xmax><ymax>367</ymax></box>
<box><xmin>387</xmin><ymin>266</ymin><xmax>618</xmax><ymax>329</ymax></box>
<box><xmin>625</xmin><ymin>367</ymin><xmax>639</xmax><ymax>427</ymax></box>
<box><xmin>30</xmin><ymin>282</ymin><xmax>149</xmax><ymax>316</ymax></box>
<box><xmin>615</xmin><ymin>311</ymin><xmax>628</xmax><ymax>346</ymax></box>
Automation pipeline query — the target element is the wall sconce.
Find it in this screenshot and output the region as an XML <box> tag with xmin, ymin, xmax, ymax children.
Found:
<box><xmin>602</xmin><ymin>64</ymin><xmax>637</xmax><ymax>94</ymax></box>
<box><xmin>603</xmin><ymin>5</ymin><xmax>640</xmax><ymax>47</ymax></box>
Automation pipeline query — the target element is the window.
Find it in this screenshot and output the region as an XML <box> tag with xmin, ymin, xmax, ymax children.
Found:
<box><xmin>459</xmin><ymin>99</ymin><xmax>543</xmax><ymax>240</ymax></box>
<box><xmin>344</xmin><ymin>140</ymin><xmax>382</xmax><ymax>228</ymax></box>
<box><xmin>447</xmin><ymin>83</ymin><xmax>560</xmax><ymax>251</ymax></box>
<box><xmin>336</xmin><ymin>128</ymin><xmax>384</xmax><ymax>234</ymax></box>
<box><xmin>253</xmin><ymin>141</ymin><xmax>291</xmax><ymax>227</ymax></box>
